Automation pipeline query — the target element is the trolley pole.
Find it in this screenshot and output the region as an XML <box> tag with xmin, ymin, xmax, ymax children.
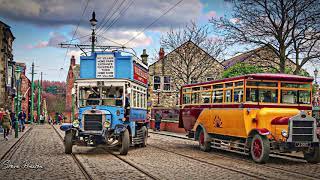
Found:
<box><xmin>30</xmin><ymin>63</ymin><xmax>35</xmax><ymax>124</ymax></box>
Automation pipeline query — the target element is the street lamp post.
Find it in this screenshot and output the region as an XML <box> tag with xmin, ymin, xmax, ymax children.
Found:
<box><xmin>90</xmin><ymin>11</ymin><xmax>97</xmax><ymax>54</ymax></box>
<box><xmin>14</xmin><ymin>67</ymin><xmax>22</xmax><ymax>138</ymax></box>
<box><xmin>315</xmin><ymin>68</ymin><xmax>318</xmax><ymax>85</ymax></box>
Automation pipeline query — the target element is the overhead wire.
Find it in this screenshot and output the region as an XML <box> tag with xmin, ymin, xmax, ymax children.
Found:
<box><xmin>95</xmin><ymin>0</ymin><xmax>127</xmax><ymax>35</ymax></box>
<box><xmin>62</xmin><ymin>0</ymin><xmax>90</xmax><ymax>63</ymax></box>
<box><xmin>95</xmin><ymin>0</ymin><xmax>119</xmax><ymax>32</ymax></box>
<box><xmin>123</xmin><ymin>0</ymin><xmax>184</xmax><ymax>46</ymax></box>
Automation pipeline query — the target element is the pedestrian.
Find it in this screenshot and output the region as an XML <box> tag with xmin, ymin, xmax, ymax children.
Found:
<box><xmin>40</xmin><ymin>114</ymin><xmax>44</xmax><ymax>124</ymax></box>
<box><xmin>10</xmin><ymin>111</ymin><xmax>16</xmax><ymax>135</ymax></box>
<box><xmin>155</xmin><ymin>111</ymin><xmax>162</xmax><ymax>131</ymax></box>
<box><xmin>2</xmin><ymin>110</ymin><xmax>12</xmax><ymax>140</ymax></box>
<box><xmin>0</xmin><ymin>108</ymin><xmax>5</xmax><ymax>133</ymax></box>
<box><xmin>18</xmin><ymin>110</ymin><xmax>26</xmax><ymax>132</ymax></box>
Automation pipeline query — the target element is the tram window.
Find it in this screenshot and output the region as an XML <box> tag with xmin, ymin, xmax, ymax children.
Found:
<box><xmin>235</xmin><ymin>81</ymin><xmax>243</xmax><ymax>87</ymax></box>
<box><xmin>259</xmin><ymin>89</ymin><xmax>278</xmax><ymax>103</ymax></box>
<box><xmin>225</xmin><ymin>89</ymin><xmax>233</xmax><ymax>103</ymax></box>
<box><xmin>191</xmin><ymin>92</ymin><xmax>200</xmax><ymax>104</ymax></box>
<box><xmin>281</xmin><ymin>90</ymin><xmax>297</xmax><ymax>104</ymax></box>
<box><xmin>201</xmin><ymin>91</ymin><xmax>211</xmax><ymax>103</ymax></box>
<box><xmin>213</xmin><ymin>84</ymin><xmax>223</xmax><ymax>89</ymax></box>
<box><xmin>133</xmin><ymin>91</ymin><xmax>137</xmax><ymax>107</ymax></box>
<box><xmin>298</xmin><ymin>91</ymin><xmax>311</xmax><ymax>104</ymax></box>
<box><xmin>212</xmin><ymin>90</ymin><xmax>223</xmax><ymax>103</ymax></box>
<box><xmin>247</xmin><ymin>81</ymin><xmax>277</xmax><ymax>87</ymax></box>
<box><xmin>225</xmin><ymin>82</ymin><xmax>233</xmax><ymax>88</ymax></box>
<box><xmin>183</xmin><ymin>94</ymin><xmax>191</xmax><ymax>104</ymax></box>
<box><xmin>234</xmin><ymin>88</ymin><xmax>244</xmax><ymax>103</ymax></box>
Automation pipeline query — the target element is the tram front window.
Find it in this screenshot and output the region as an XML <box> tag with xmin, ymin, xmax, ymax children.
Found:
<box><xmin>79</xmin><ymin>87</ymin><xmax>100</xmax><ymax>106</ymax></box>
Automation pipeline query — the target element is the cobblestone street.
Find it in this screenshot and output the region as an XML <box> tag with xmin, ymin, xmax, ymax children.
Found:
<box><xmin>0</xmin><ymin>125</ymin><xmax>319</xmax><ymax>180</ymax></box>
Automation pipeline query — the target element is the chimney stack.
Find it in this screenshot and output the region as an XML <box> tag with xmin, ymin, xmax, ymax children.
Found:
<box><xmin>141</xmin><ymin>49</ymin><xmax>149</xmax><ymax>65</ymax></box>
<box><xmin>70</xmin><ymin>55</ymin><xmax>76</xmax><ymax>66</ymax></box>
<box><xmin>159</xmin><ymin>48</ymin><xmax>165</xmax><ymax>60</ymax></box>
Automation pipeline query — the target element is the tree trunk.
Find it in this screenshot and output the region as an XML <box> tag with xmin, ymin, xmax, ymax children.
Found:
<box><xmin>279</xmin><ymin>45</ymin><xmax>286</xmax><ymax>73</ymax></box>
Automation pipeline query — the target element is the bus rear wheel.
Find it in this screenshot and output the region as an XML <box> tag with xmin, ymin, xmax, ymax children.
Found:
<box><xmin>119</xmin><ymin>129</ymin><xmax>130</xmax><ymax>155</ymax></box>
<box><xmin>303</xmin><ymin>145</ymin><xmax>320</xmax><ymax>163</ymax></box>
<box><xmin>250</xmin><ymin>134</ymin><xmax>270</xmax><ymax>163</ymax></box>
<box><xmin>199</xmin><ymin>128</ymin><xmax>211</xmax><ymax>152</ymax></box>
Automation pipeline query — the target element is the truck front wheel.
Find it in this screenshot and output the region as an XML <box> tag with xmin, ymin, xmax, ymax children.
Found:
<box><xmin>119</xmin><ymin>129</ymin><xmax>130</xmax><ymax>155</ymax></box>
<box><xmin>65</xmin><ymin>130</ymin><xmax>73</xmax><ymax>154</ymax></box>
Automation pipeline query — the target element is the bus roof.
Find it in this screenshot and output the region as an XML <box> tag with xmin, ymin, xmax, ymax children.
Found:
<box><xmin>182</xmin><ymin>73</ymin><xmax>314</xmax><ymax>88</ymax></box>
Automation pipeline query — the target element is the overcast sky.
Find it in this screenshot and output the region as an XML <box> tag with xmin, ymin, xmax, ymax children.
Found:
<box><xmin>1</xmin><ymin>0</ymin><xmax>316</xmax><ymax>82</ymax></box>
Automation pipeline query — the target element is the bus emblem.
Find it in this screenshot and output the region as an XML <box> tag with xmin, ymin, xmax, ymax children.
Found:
<box><xmin>213</xmin><ymin>115</ymin><xmax>223</xmax><ymax>128</ymax></box>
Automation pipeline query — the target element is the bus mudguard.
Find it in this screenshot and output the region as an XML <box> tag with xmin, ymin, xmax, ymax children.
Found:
<box><xmin>249</xmin><ymin>128</ymin><xmax>270</xmax><ymax>137</ymax></box>
<box><xmin>60</xmin><ymin>123</ymin><xmax>73</xmax><ymax>131</ymax></box>
<box><xmin>114</xmin><ymin>124</ymin><xmax>128</xmax><ymax>135</ymax></box>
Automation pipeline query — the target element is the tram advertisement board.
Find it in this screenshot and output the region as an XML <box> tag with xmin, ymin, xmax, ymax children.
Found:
<box><xmin>134</xmin><ymin>63</ymin><xmax>148</xmax><ymax>84</ymax></box>
<box><xmin>96</xmin><ymin>54</ymin><xmax>115</xmax><ymax>78</ymax></box>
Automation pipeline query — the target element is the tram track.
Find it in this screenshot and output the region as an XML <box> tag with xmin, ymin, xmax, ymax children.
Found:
<box><xmin>150</xmin><ymin>131</ymin><xmax>319</xmax><ymax>180</ymax></box>
<box><xmin>0</xmin><ymin>126</ymin><xmax>33</xmax><ymax>162</ymax></box>
<box><xmin>52</xmin><ymin>125</ymin><xmax>94</xmax><ymax>180</ymax></box>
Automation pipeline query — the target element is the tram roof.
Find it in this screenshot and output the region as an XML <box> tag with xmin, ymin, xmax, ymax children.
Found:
<box><xmin>182</xmin><ymin>73</ymin><xmax>314</xmax><ymax>88</ymax></box>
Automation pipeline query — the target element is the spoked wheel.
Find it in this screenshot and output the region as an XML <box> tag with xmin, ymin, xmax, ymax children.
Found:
<box><xmin>65</xmin><ymin>130</ymin><xmax>73</xmax><ymax>154</ymax></box>
<box><xmin>119</xmin><ymin>129</ymin><xmax>130</xmax><ymax>155</ymax></box>
<box><xmin>141</xmin><ymin>126</ymin><xmax>148</xmax><ymax>147</ymax></box>
<box><xmin>303</xmin><ymin>144</ymin><xmax>320</xmax><ymax>163</ymax></box>
<box><xmin>199</xmin><ymin>128</ymin><xmax>211</xmax><ymax>152</ymax></box>
<box><xmin>250</xmin><ymin>134</ymin><xmax>270</xmax><ymax>163</ymax></box>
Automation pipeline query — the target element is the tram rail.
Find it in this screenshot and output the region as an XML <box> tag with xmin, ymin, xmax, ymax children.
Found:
<box><xmin>52</xmin><ymin>125</ymin><xmax>94</xmax><ymax>180</ymax></box>
<box><xmin>0</xmin><ymin>126</ymin><xmax>33</xmax><ymax>161</ymax></box>
<box><xmin>149</xmin><ymin>131</ymin><xmax>320</xmax><ymax>180</ymax></box>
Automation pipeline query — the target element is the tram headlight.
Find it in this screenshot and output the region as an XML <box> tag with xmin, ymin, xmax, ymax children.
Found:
<box><xmin>72</xmin><ymin>120</ymin><xmax>80</xmax><ymax>128</ymax></box>
<box><xmin>281</xmin><ymin>129</ymin><xmax>288</xmax><ymax>138</ymax></box>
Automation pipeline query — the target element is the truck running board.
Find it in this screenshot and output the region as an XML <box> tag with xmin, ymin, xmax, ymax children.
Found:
<box><xmin>210</xmin><ymin>138</ymin><xmax>249</xmax><ymax>155</ymax></box>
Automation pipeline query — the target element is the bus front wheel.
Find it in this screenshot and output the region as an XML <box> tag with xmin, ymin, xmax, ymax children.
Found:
<box><xmin>119</xmin><ymin>129</ymin><xmax>130</xmax><ymax>155</ymax></box>
<box><xmin>250</xmin><ymin>134</ymin><xmax>270</xmax><ymax>163</ymax></box>
<box><xmin>65</xmin><ymin>130</ymin><xmax>73</xmax><ymax>154</ymax></box>
<box><xmin>304</xmin><ymin>145</ymin><xmax>320</xmax><ymax>163</ymax></box>
<box><xmin>199</xmin><ymin>128</ymin><xmax>211</xmax><ymax>152</ymax></box>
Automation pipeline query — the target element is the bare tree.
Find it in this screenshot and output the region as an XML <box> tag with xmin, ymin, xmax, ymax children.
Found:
<box><xmin>160</xmin><ymin>22</ymin><xmax>225</xmax><ymax>89</ymax></box>
<box><xmin>211</xmin><ymin>0</ymin><xmax>320</xmax><ymax>74</ymax></box>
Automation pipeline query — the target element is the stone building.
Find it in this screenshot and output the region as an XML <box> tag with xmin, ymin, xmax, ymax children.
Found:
<box><xmin>16</xmin><ymin>62</ymin><xmax>31</xmax><ymax>116</ymax></box>
<box><xmin>0</xmin><ymin>20</ymin><xmax>15</xmax><ymax>110</ymax></box>
<box><xmin>65</xmin><ymin>56</ymin><xmax>80</xmax><ymax>118</ymax></box>
<box><xmin>148</xmin><ymin>40</ymin><xmax>224</xmax><ymax>109</ymax></box>
<box><xmin>222</xmin><ymin>45</ymin><xmax>296</xmax><ymax>72</ymax></box>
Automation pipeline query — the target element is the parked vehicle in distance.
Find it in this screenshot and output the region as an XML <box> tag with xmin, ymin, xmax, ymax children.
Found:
<box><xmin>179</xmin><ymin>73</ymin><xmax>320</xmax><ymax>163</ymax></box>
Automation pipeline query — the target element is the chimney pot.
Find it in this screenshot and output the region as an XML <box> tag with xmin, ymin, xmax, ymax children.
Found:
<box><xmin>141</xmin><ymin>49</ymin><xmax>148</xmax><ymax>65</ymax></box>
<box><xmin>70</xmin><ymin>55</ymin><xmax>76</xmax><ymax>66</ymax></box>
<box><xmin>159</xmin><ymin>48</ymin><xmax>165</xmax><ymax>60</ymax></box>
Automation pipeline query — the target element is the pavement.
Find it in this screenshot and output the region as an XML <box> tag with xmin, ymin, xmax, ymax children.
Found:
<box><xmin>148</xmin><ymin>129</ymin><xmax>188</xmax><ymax>139</ymax></box>
<box><xmin>0</xmin><ymin>125</ymin><xmax>31</xmax><ymax>159</ymax></box>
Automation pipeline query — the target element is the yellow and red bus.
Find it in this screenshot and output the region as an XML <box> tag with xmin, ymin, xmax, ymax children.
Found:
<box><xmin>179</xmin><ymin>73</ymin><xmax>320</xmax><ymax>163</ymax></box>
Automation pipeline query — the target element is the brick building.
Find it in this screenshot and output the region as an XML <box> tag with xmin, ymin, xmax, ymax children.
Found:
<box><xmin>0</xmin><ymin>20</ymin><xmax>15</xmax><ymax>110</ymax></box>
<box><xmin>16</xmin><ymin>62</ymin><xmax>31</xmax><ymax>116</ymax></box>
<box><xmin>65</xmin><ymin>56</ymin><xmax>80</xmax><ymax>121</ymax></box>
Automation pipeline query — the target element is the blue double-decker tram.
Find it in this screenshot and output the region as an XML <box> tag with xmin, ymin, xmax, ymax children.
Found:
<box><xmin>61</xmin><ymin>50</ymin><xmax>149</xmax><ymax>155</ymax></box>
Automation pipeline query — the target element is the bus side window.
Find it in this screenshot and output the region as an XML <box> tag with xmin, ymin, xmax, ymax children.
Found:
<box><xmin>213</xmin><ymin>90</ymin><xmax>223</xmax><ymax>103</ymax></box>
<box><xmin>224</xmin><ymin>89</ymin><xmax>233</xmax><ymax>103</ymax></box>
<box><xmin>183</xmin><ymin>94</ymin><xmax>191</xmax><ymax>104</ymax></box>
<box><xmin>234</xmin><ymin>88</ymin><xmax>243</xmax><ymax>103</ymax></box>
<box><xmin>191</xmin><ymin>92</ymin><xmax>200</xmax><ymax>104</ymax></box>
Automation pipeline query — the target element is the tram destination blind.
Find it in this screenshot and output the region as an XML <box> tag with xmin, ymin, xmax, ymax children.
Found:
<box><xmin>96</xmin><ymin>54</ymin><xmax>115</xmax><ymax>78</ymax></box>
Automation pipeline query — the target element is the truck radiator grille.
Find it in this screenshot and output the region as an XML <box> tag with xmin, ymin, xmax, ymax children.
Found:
<box><xmin>84</xmin><ymin>115</ymin><xmax>102</xmax><ymax>131</ymax></box>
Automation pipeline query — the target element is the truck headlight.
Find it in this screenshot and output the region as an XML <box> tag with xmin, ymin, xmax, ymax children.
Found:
<box><xmin>281</xmin><ymin>129</ymin><xmax>288</xmax><ymax>137</ymax></box>
<box><xmin>72</xmin><ymin>120</ymin><xmax>80</xmax><ymax>128</ymax></box>
<box><xmin>104</xmin><ymin>120</ymin><xmax>111</xmax><ymax>128</ymax></box>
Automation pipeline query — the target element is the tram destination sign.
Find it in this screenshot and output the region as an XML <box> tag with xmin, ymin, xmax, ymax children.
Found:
<box><xmin>134</xmin><ymin>63</ymin><xmax>148</xmax><ymax>84</ymax></box>
<box><xmin>96</xmin><ymin>54</ymin><xmax>115</xmax><ymax>78</ymax></box>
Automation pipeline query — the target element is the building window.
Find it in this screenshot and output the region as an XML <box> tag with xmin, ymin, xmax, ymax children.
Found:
<box><xmin>153</xmin><ymin>76</ymin><xmax>160</xmax><ymax>90</ymax></box>
<box><xmin>163</xmin><ymin>76</ymin><xmax>171</xmax><ymax>91</ymax></box>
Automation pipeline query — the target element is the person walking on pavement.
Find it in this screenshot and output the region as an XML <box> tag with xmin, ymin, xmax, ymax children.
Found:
<box><xmin>10</xmin><ymin>111</ymin><xmax>16</xmax><ymax>135</ymax></box>
<box><xmin>2</xmin><ymin>110</ymin><xmax>12</xmax><ymax>140</ymax></box>
<box><xmin>155</xmin><ymin>112</ymin><xmax>162</xmax><ymax>131</ymax></box>
<box><xmin>18</xmin><ymin>110</ymin><xmax>26</xmax><ymax>132</ymax></box>
<box><xmin>0</xmin><ymin>108</ymin><xmax>5</xmax><ymax>133</ymax></box>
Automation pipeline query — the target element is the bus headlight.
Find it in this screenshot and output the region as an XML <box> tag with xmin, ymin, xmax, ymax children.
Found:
<box><xmin>104</xmin><ymin>120</ymin><xmax>111</xmax><ymax>128</ymax></box>
<box><xmin>281</xmin><ymin>129</ymin><xmax>288</xmax><ymax>137</ymax></box>
<box><xmin>72</xmin><ymin>120</ymin><xmax>80</xmax><ymax>128</ymax></box>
